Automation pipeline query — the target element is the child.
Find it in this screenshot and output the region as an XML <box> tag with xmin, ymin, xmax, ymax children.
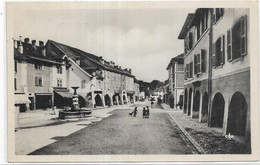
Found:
<box><xmin>142</xmin><ymin>107</ymin><xmax>146</xmax><ymax>118</ymax></box>
<box><xmin>133</xmin><ymin>107</ymin><xmax>138</xmax><ymax>117</ymax></box>
<box><xmin>146</xmin><ymin>106</ymin><xmax>150</xmax><ymax>118</ymax></box>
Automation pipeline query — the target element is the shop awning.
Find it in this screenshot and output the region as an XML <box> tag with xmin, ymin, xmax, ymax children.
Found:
<box><xmin>15</xmin><ymin>94</ymin><xmax>31</xmax><ymax>104</ymax></box>
<box><xmin>55</xmin><ymin>91</ymin><xmax>72</xmax><ymax>98</ymax></box>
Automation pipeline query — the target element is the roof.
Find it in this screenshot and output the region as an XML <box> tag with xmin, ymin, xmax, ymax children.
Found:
<box><xmin>47</xmin><ymin>40</ymin><xmax>135</xmax><ymax>78</ymax></box>
<box><xmin>166</xmin><ymin>53</ymin><xmax>184</xmax><ymax>70</ymax></box>
<box><xmin>178</xmin><ymin>14</ymin><xmax>195</xmax><ymax>39</ymax></box>
<box><xmin>14</xmin><ymin>40</ymin><xmax>63</xmax><ymax>65</ymax></box>
<box><xmin>189</xmin><ymin>8</ymin><xmax>209</xmax><ymax>28</ymax></box>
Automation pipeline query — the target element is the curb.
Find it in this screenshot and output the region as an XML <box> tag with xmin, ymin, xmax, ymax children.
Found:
<box><xmin>166</xmin><ymin>112</ymin><xmax>207</xmax><ymax>154</ymax></box>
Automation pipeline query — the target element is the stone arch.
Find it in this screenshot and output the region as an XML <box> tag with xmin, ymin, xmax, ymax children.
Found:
<box><xmin>188</xmin><ymin>88</ymin><xmax>192</xmax><ymax>115</ymax></box>
<box><xmin>112</xmin><ymin>94</ymin><xmax>117</xmax><ymax>105</ymax></box>
<box><xmin>78</xmin><ymin>95</ymin><xmax>86</xmax><ymax>108</ymax></box>
<box><xmin>184</xmin><ymin>89</ymin><xmax>188</xmax><ymax>113</ymax></box>
<box><xmin>95</xmin><ymin>94</ymin><xmax>103</xmax><ymax>107</ymax></box>
<box><xmin>201</xmin><ymin>92</ymin><xmax>209</xmax><ymax>123</ymax></box>
<box><xmin>192</xmin><ymin>90</ymin><xmax>200</xmax><ymax>118</ymax></box>
<box><xmin>104</xmin><ymin>94</ymin><xmax>111</xmax><ymax>106</ymax></box>
<box><xmin>227</xmin><ymin>92</ymin><xmax>248</xmax><ymax>136</ymax></box>
<box><xmin>123</xmin><ymin>95</ymin><xmax>127</xmax><ymax>104</ymax></box>
<box><xmin>211</xmin><ymin>92</ymin><xmax>225</xmax><ymax>127</ymax></box>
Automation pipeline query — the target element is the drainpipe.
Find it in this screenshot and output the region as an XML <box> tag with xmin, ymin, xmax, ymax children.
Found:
<box><xmin>208</xmin><ymin>9</ymin><xmax>213</xmax><ymax>127</ymax></box>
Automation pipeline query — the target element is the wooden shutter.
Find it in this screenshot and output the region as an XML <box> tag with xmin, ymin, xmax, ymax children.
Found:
<box><xmin>227</xmin><ymin>29</ymin><xmax>232</xmax><ymax>61</ymax></box>
<box><xmin>220</xmin><ymin>8</ymin><xmax>224</xmax><ymax>17</ymax></box>
<box><xmin>212</xmin><ymin>42</ymin><xmax>216</xmax><ymax>68</ymax></box>
<box><xmin>197</xmin><ymin>54</ymin><xmax>201</xmax><ymax>73</ymax></box>
<box><xmin>241</xmin><ymin>15</ymin><xmax>247</xmax><ymax>56</ymax></box>
<box><xmin>221</xmin><ymin>35</ymin><xmax>225</xmax><ymax>65</ymax></box>
<box><xmin>194</xmin><ymin>55</ymin><xmax>197</xmax><ymax>74</ymax></box>
<box><xmin>189</xmin><ymin>32</ymin><xmax>193</xmax><ymax>49</ymax></box>
<box><xmin>213</xmin><ymin>9</ymin><xmax>216</xmax><ymax>24</ymax></box>
<box><xmin>190</xmin><ymin>62</ymin><xmax>193</xmax><ymax>78</ymax></box>
<box><xmin>35</xmin><ymin>76</ymin><xmax>38</xmax><ymax>86</ymax></box>
<box><xmin>201</xmin><ymin>49</ymin><xmax>206</xmax><ymax>72</ymax></box>
<box><xmin>187</xmin><ymin>64</ymin><xmax>190</xmax><ymax>79</ymax></box>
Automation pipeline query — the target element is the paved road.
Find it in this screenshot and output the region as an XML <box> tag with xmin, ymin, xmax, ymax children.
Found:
<box><xmin>30</xmin><ymin>103</ymin><xmax>194</xmax><ymax>155</ymax></box>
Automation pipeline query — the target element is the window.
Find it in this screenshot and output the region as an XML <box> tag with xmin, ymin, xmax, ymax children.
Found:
<box><xmin>34</xmin><ymin>64</ymin><xmax>43</xmax><ymax>70</ymax></box>
<box><xmin>14</xmin><ymin>78</ymin><xmax>17</xmax><ymax>91</ymax></box>
<box><xmin>57</xmin><ymin>79</ymin><xmax>62</xmax><ymax>87</ymax></box>
<box><xmin>213</xmin><ymin>8</ymin><xmax>224</xmax><ymax>24</ymax></box>
<box><xmin>185</xmin><ymin>62</ymin><xmax>193</xmax><ymax>79</ymax></box>
<box><xmin>197</xmin><ymin>24</ymin><xmax>200</xmax><ymax>41</ymax></box>
<box><xmin>194</xmin><ymin>54</ymin><xmax>201</xmax><ymax>74</ymax></box>
<box><xmin>227</xmin><ymin>16</ymin><xmax>248</xmax><ymax>61</ymax></box>
<box><xmin>57</xmin><ymin>66</ymin><xmax>62</xmax><ymax>74</ymax></box>
<box><xmin>15</xmin><ymin>61</ymin><xmax>17</xmax><ymax>73</ymax></box>
<box><xmin>213</xmin><ymin>35</ymin><xmax>225</xmax><ymax>68</ymax></box>
<box><xmin>201</xmin><ymin>49</ymin><xmax>206</xmax><ymax>72</ymax></box>
<box><xmin>35</xmin><ymin>75</ymin><xmax>43</xmax><ymax>86</ymax></box>
<box><xmin>80</xmin><ymin>80</ymin><xmax>85</xmax><ymax>89</ymax></box>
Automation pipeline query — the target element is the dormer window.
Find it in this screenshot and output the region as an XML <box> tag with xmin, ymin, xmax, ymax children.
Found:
<box><xmin>34</xmin><ymin>64</ymin><xmax>43</xmax><ymax>70</ymax></box>
<box><xmin>57</xmin><ymin>66</ymin><xmax>62</xmax><ymax>74</ymax></box>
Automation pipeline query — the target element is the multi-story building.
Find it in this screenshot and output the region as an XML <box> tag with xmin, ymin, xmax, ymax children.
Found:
<box><xmin>45</xmin><ymin>40</ymin><xmax>136</xmax><ymax>108</ymax></box>
<box><xmin>14</xmin><ymin>37</ymin><xmax>63</xmax><ymax>111</ymax></box>
<box><xmin>166</xmin><ymin>54</ymin><xmax>184</xmax><ymax>109</ymax></box>
<box><xmin>162</xmin><ymin>79</ymin><xmax>169</xmax><ymax>104</ymax></box>
<box><xmin>178</xmin><ymin>8</ymin><xmax>250</xmax><ymax>145</ymax></box>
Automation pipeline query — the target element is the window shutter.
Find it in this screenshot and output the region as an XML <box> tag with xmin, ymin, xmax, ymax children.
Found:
<box><xmin>197</xmin><ymin>54</ymin><xmax>201</xmax><ymax>73</ymax></box>
<box><xmin>221</xmin><ymin>35</ymin><xmax>225</xmax><ymax>65</ymax></box>
<box><xmin>220</xmin><ymin>8</ymin><xmax>224</xmax><ymax>17</ymax></box>
<box><xmin>213</xmin><ymin>9</ymin><xmax>216</xmax><ymax>24</ymax></box>
<box><xmin>212</xmin><ymin>43</ymin><xmax>216</xmax><ymax>68</ymax></box>
<box><xmin>201</xmin><ymin>49</ymin><xmax>206</xmax><ymax>72</ymax></box>
<box><xmin>189</xmin><ymin>32</ymin><xmax>193</xmax><ymax>49</ymax></box>
<box><xmin>194</xmin><ymin>55</ymin><xmax>197</xmax><ymax>74</ymax></box>
<box><xmin>190</xmin><ymin>62</ymin><xmax>193</xmax><ymax>78</ymax></box>
<box><xmin>187</xmin><ymin>64</ymin><xmax>190</xmax><ymax>79</ymax></box>
<box><xmin>227</xmin><ymin>29</ymin><xmax>232</xmax><ymax>61</ymax></box>
<box><xmin>241</xmin><ymin>15</ymin><xmax>247</xmax><ymax>56</ymax></box>
<box><xmin>35</xmin><ymin>76</ymin><xmax>38</xmax><ymax>86</ymax></box>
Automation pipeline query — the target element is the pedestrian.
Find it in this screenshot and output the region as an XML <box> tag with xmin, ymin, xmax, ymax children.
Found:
<box><xmin>151</xmin><ymin>101</ymin><xmax>154</xmax><ymax>108</ymax></box>
<box><xmin>142</xmin><ymin>107</ymin><xmax>146</xmax><ymax>118</ymax></box>
<box><xmin>146</xmin><ymin>106</ymin><xmax>150</xmax><ymax>118</ymax></box>
<box><xmin>133</xmin><ymin>107</ymin><xmax>138</xmax><ymax>117</ymax></box>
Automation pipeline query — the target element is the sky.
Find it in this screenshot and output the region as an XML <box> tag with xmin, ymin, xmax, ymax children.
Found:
<box><xmin>10</xmin><ymin>3</ymin><xmax>195</xmax><ymax>82</ymax></box>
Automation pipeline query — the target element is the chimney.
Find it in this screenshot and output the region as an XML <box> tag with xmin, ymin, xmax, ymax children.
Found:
<box><xmin>13</xmin><ymin>38</ymin><xmax>17</xmax><ymax>48</ymax></box>
<box><xmin>129</xmin><ymin>69</ymin><xmax>132</xmax><ymax>74</ymax></box>
<box><xmin>24</xmin><ymin>38</ymin><xmax>30</xmax><ymax>43</ymax></box>
<box><xmin>110</xmin><ymin>61</ymin><xmax>115</xmax><ymax>66</ymax></box>
<box><xmin>114</xmin><ymin>65</ymin><xmax>118</xmax><ymax>69</ymax></box>
<box><xmin>39</xmin><ymin>41</ymin><xmax>44</xmax><ymax>47</ymax></box>
<box><xmin>75</xmin><ymin>56</ymin><xmax>80</xmax><ymax>65</ymax></box>
<box><xmin>18</xmin><ymin>36</ymin><xmax>23</xmax><ymax>54</ymax></box>
<box><xmin>32</xmin><ymin>40</ymin><xmax>36</xmax><ymax>50</ymax></box>
<box><xmin>99</xmin><ymin>56</ymin><xmax>104</xmax><ymax>64</ymax></box>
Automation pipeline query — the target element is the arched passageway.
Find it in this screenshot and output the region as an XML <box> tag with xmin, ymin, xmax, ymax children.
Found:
<box><xmin>113</xmin><ymin>95</ymin><xmax>117</xmax><ymax>105</ymax></box>
<box><xmin>104</xmin><ymin>94</ymin><xmax>111</xmax><ymax>106</ymax></box>
<box><xmin>184</xmin><ymin>89</ymin><xmax>188</xmax><ymax>113</ymax></box>
<box><xmin>123</xmin><ymin>95</ymin><xmax>127</xmax><ymax>104</ymax></box>
<box><xmin>201</xmin><ymin>92</ymin><xmax>209</xmax><ymax>123</ymax></box>
<box><xmin>78</xmin><ymin>95</ymin><xmax>86</xmax><ymax>108</ymax></box>
<box><xmin>95</xmin><ymin>94</ymin><xmax>103</xmax><ymax>107</ymax></box>
<box><xmin>192</xmin><ymin>90</ymin><xmax>200</xmax><ymax>118</ymax></box>
<box><xmin>227</xmin><ymin>92</ymin><xmax>248</xmax><ymax>136</ymax></box>
<box><xmin>211</xmin><ymin>93</ymin><xmax>225</xmax><ymax>127</ymax></box>
<box><xmin>188</xmin><ymin>88</ymin><xmax>192</xmax><ymax>115</ymax></box>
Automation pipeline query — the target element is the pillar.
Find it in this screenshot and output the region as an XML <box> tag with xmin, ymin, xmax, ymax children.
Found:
<box><xmin>199</xmin><ymin>93</ymin><xmax>203</xmax><ymax>122</ymax></box>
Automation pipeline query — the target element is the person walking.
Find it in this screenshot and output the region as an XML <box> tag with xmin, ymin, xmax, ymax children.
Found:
<box><xmin>146</xmin><ymin>106</ymin><xmax>150</xmax><ymax>118</ymax></box>
<box><xmin>142</xmin><ymin>107</ymin><xmax>146</xmax><ymax>118</ymax></box>
<box><xmin>133</xmin><ymin>107</ymin><xmax>138</xmax><ymax>117</ymax></box>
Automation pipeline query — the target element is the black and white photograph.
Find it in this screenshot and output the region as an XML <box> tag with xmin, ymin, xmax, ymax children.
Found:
<box><xmin>5</xmin><ymin>1</ymin><xmax>259</xmax><ymax>163</ymax></box>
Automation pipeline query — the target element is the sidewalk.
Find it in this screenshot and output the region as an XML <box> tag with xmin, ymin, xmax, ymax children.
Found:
<box><xmin>15</xmin><ymin>103</ymin><xmax>133</xmax><ymax>155</ymax></box>
<box><xmin>17</xmin><ymin>104</ymin><xmax>131</xmax><ymax>129</ymax></box>
<box><xmin>161</xmin><ymin>103</ymin><xmax>250</xmax><ymax>154</ymax></box>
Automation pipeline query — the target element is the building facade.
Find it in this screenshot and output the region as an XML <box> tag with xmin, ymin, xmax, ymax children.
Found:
<box><xmin>178</xmin><ymin>8</ymin><xmax>250</xmax><ymax>146</ymax></box>
<box><xmin>166</xmin><ymin>54</ymin><xmax>184</xmax><ymax>109</ymax></box>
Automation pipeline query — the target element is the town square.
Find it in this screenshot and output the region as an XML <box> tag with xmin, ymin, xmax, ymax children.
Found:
<box><xmin>5</xmin><ymin>2</ymin><xmax>258</xmax><ymax>162</ymax></box>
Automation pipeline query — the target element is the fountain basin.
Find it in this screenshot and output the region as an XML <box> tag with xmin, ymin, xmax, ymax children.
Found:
<box><xmin>59</xmin><ymin>109</ymin><xmax>92</xmax><ymax>119</ymax></box>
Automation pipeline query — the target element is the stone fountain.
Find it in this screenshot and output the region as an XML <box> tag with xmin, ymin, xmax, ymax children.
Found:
<box><xmin>58</xmin><ymin>87</ymin><xmax>92</xmax><ymax>119</ymax></box>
